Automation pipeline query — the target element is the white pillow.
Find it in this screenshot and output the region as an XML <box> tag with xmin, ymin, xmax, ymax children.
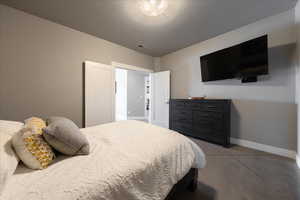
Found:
<box><xmin>0</xmin><ymin>134</ymin><xmax>19</xmax><ymax>193</ymax></box>
<box><xmin>0</xmin><ymin>120</ymin><xmax>24</xmax><ymax>136</ymax></box>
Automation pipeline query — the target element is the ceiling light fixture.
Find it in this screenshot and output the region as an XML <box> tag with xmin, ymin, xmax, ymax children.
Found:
<box><xmin>139</xmin><ymin>0</ymin><xmax>168</xmax><ymax>17</ymax></box>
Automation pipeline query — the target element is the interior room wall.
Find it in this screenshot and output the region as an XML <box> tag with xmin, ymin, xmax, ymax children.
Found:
<box><xmin>127</xmin><ymin>70</ymin><xmax>147</xmax><ymax>118</ymax></box>
<box><xmin>295</xmin><ymin>2</ymin><xmax>300</xmax><ymax>158</ymax></box>
<box><xmin>160</xmin><ymin>10</ymin><xmax>297</xmax><ymax>151</ymax></box>
<box><xmin>0</xmin><ymin>4</ymin><xmax>154</xmax><ymax>127</ymax></box>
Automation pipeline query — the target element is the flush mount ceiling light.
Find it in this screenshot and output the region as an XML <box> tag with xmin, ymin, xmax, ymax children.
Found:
<box><xmin>139</xmin><ymin>0</ymin><xmax>168</xmax><ymax>17</ymax></box>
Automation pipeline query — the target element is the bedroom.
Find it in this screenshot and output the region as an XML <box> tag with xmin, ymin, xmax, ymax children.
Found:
<box><xmin>0</xmin><ymin>0</ymin><xmax>300</xmax><ymax>200</ymax></box>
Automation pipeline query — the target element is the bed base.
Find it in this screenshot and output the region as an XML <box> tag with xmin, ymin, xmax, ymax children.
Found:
<box><xmin>165</xmin><ymin>168</ymin><xmax>198</xmax><ymax>199</ymax></box>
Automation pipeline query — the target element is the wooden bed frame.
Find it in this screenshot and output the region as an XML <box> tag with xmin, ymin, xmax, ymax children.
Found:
<box><xmin>165</xmin><ymin>168</ymin><xmax>198</xmax><ymax>199</ymax></box>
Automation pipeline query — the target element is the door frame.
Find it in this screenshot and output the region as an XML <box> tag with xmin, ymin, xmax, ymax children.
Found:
<box><xmin>112</xmin><ymin>61</ymin><xmax>153</xmax><ymax>122</ymax></box>
<box><xmin>111</xmin><ymin>61</ymin><xmax>154</xmax><ymax>73</ymax></box>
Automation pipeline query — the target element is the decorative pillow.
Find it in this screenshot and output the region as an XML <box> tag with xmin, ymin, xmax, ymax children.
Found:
<box><xmin>43</xmin><ymin>117</ymin><xmax>90</xmax><ymax>156</ymax></box>
<box><xmin>0</xmin><ymin>134</ymin><xmax>19</xmax><ymax>193</ymax></box>
<box><xmin>12</xmin><ymin>127</ymin><xmax>55</xmax><ymax>170</ymax></box>
<box><xmin>0</xmin><ymin>120</ymin><xmax>24</xmax><ymax>136</ymax></box>
<box><xmin>24</xmin><ymin>117</ymin><xmax>46</xmax><ymax>135</ymax></box>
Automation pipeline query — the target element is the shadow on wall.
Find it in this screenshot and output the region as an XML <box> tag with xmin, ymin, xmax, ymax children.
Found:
<box><xmin>230</xmin><ymin>99</ymin><xmax>297</xmax><ymax>150</ymax></box>
<box><xmin>202</xmin><ymin>43</ymin><xmax>296</xmax><ymax>87</ymax></box>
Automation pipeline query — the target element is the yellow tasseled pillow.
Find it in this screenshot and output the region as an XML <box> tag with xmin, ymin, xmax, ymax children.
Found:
<box><xmin>12</xmin><ymin>127</ymin><xmax>55</xmax><ymax>169</ymax></box>
<box><xmin>24</xmin><ymin>117</ymin><xmax>46</xmax><ymax>135</ymax></box>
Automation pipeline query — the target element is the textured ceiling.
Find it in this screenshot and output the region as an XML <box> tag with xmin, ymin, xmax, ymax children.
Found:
<box><xmin>0</xmin><ymin>0</ymin><xmax>297</xmax><ymax>56</ymax></box>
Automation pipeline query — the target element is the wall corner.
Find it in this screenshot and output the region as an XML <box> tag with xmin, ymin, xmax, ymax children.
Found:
<box><xmin>153</xmin><ymin>57</ymin><xmax>161</xmax><ymax>72</ymax></box>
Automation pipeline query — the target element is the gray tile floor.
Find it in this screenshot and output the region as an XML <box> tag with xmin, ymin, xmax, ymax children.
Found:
<box><xmin>173</xmin><ymin>138</ymin><xmax>300</xmax><ymax>200</ymax></box>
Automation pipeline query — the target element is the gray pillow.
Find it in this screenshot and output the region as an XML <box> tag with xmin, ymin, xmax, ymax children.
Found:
<box><xmin>43</xmin><ymin>117</ymin><xmax>90</xmax><ymax>156</ymax></box>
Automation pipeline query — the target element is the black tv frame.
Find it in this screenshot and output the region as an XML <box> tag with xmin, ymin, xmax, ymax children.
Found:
<box><xmin>200</xmin><ymin>35</ymin><xmax>268</xmax><ymax>83</ymax></box>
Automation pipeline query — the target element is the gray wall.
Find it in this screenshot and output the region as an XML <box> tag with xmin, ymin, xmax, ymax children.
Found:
<box><xmin>160</xmin><ymin>10</ymin><xmax>297</xmax><ymax>150</ymax></box>
<box><xmin>295</xmin><ymin>3</ymin><xmax>300</xmax><ymax>155</ymax></box>
<box><xmin>231</xmin><ymin>100</ymin><xmax>296</xmax><ymax>150</ymax></box>
<box><xmin>127</xmin><ymin>71</ymin><xmax>146</xmax><ymax>118</ymax></box>
<box><xmin>0</xmin><ymin>5</ymin><xmax>154</xmax><ymax>127</ymax></box>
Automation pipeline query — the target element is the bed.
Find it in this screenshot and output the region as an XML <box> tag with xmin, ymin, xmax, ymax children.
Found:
<box><xmin>0</xmin><ymin>120</ymin><xmax>206</xmax><ymax>200</ymax></box>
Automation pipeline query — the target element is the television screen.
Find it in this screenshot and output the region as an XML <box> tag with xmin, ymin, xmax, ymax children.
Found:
<box><xmin>200</xmin><ymin>35</ymin><xmax>268</xmax><ymax>82</ymax></box>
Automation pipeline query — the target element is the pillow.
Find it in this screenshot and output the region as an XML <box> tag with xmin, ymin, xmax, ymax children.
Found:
<box><xmin>0</xmin><ymin>134</ymin><xmax>19</xmax><ymax>193</ymax></box>
<box><xmin>24</xmin><ymin>117</ymin><xmax>46</xmax><ymax>135</ymax></box>
<box><xmin>43</xmin><ymin>117</ymin><xmax>90</xmax><ymax>156</ymax></box>
<box><xmin>12</xmin><ymin>127</ymin><xmax>55</xmax><ymax>170</ymax></box>
<box><xmin>0</xmin><ymin>120</ymin><xmax>24</xmax><ymax>136</ymax></box>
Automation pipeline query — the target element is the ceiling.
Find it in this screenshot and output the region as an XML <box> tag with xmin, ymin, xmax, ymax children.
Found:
<box><xmin>0</xmin><ymin>0</ymin><xmax>297</xmax><ymax>57</ymax></box>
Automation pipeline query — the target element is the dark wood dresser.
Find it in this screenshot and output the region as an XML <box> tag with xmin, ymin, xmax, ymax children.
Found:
<box><xmin>170</xmin><ymin>99</ymin><xmax>231</xmax><ymax>147</ymax></box>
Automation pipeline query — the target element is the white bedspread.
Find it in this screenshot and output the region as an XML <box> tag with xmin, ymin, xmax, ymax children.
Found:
<box><xmin>0</xmin><ymin>120</ymin><xmax>206</xmax><ymax>200</ymax></box>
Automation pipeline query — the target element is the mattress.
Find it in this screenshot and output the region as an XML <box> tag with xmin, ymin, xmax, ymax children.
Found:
<box><xmin>0</xmin><ymin>120</ymin><xmax>206</xmax><ymax>200</ymax></box>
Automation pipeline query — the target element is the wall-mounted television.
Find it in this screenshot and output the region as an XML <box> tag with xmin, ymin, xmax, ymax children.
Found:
<box><xmin>200</xmin><ymin>35</ymin><xmax>268</xmax><ymax>83</ymax></box>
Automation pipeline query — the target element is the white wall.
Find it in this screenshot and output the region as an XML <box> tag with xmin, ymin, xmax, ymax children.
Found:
<box><xmin>160</xmin><ymin>10</ymin><xmax>297</xmax><ymax>150</ymax></box>
<box><xmin>0</xmin><ymin>5</ymin><xmax>154</xmax><ymax>127</ymax></box>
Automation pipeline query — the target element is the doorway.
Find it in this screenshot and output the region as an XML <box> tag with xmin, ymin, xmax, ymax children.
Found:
<box><xmin>115</xmin><ymin>68</ymin><xmax>150</xmax><ymax>123</ymax></box>
<box><xmin>84</xmin><ymin>61</ymin><xmax>170</xmax><ymax>128</ymax></box>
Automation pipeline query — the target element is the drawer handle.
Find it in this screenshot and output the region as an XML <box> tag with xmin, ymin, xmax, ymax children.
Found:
<box><xmin>179</xmin><ymin>111</ymin><xmax>188</xmax><ymax>114</ymax></box>
<box><xmin>198</xmin><ymin>114</ymin><xmax>210</xmax><ymax>118</ymax></box>
<box><xmin>174</xmin><ymin>117</ymin><xmax>189</xmax><ymax>121</ymax></box>
<box><xmin>207</xmin><ymin>105</ymin><xmax>217</xmax><ymax>108</ymax></box>
<box><xmin>179</xmin><ymin>118</ymin><xmax>189</xmax><ymax>121</ymax></box>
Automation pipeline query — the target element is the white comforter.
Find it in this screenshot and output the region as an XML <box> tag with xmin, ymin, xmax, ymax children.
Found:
<box><xmin>1</xmin><ymin>120</ymin><xmax>206</xmax><ymax>200</ymax></box>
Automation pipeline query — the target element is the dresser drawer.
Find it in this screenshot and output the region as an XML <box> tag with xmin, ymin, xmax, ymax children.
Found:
<box><xmin>174</xmin><ymin>109</ymin><xmax>191</xmax><ymax>116</ymax></box>
<box><xmin>172</xmin><ymin>100</ymin><xmax>194</xmax><ymax>109</ymax></box>
<box><xmin>191</xmin><ymin>102</ymin><xmax>224</xmax><ymax>112</ymax></box>
<box><xmin>172</xmin><ymin>101</ymin><xmax>186</xmax><ymax>109</ymax></box>
<box><xmin>193</xmin><ymin>119</ymin><xmax>224</xmax><ymax>133</ymax></box>
<box><xmin>192</xmin><ymin>110</ymin><xmax>223</xmax><ymax>121</ymax></box>
<box><xmin>172</xmin><ymin>121</ymin><xmax>193</xmax><ymax>134</ymax></box>
<box><xmin>173</xmin><ymin>110</ymin><xmax>192</xmax><ymax>121</ymax></box>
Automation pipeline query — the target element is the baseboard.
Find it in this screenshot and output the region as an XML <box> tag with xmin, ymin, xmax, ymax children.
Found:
<box><xmin>127</xmin><ymin>116</ymin><xmax>147</xmax><ymax>120</ymax></box>
<box><xmin>230</xmin><ymin>138</ymin><xmax>297</xmax><ymax>159</ymax></box>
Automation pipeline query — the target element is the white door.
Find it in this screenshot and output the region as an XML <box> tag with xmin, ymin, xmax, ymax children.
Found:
<box><xmin>150</xmin><ymin>71</ymin><xmax>170</xmax><ymax>128</ymax></box>
<box><xmin>115</xmin><ymin>68</ymin><xmax>127</xmax><ymax>121</ymax></box>
<box><xmin>84</xmin><ymin>61</ymin><xmax>115</xmax><ymax>127</ymax></box>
